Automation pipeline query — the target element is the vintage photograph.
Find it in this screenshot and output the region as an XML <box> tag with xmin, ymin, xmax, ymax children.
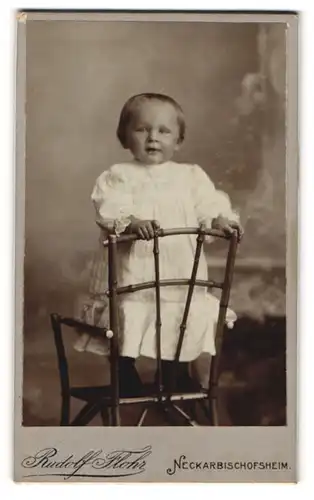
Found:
<box><xmin>20</xmin><ymin>14</ymin><xmax>291</xmax><ymax>430</ymax></box>
<box><xmin>13</xmin><ymin>11</ymin><xmax>298</xmax><ymax>483</ymax></box>
<box><xmin>14</xmin><ymin>9</ymin><xmax>299</xmax><ymax>484</ymax></box>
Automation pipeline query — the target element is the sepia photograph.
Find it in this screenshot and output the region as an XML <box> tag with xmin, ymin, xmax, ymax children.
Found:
<box><xmin>14</xmin><ymin>10</ymin><xmax>298</xmax><ymax>482</ymax></box>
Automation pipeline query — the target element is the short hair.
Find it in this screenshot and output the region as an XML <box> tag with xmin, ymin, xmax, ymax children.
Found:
<box><xmin>116</xmin><ymin>93</ymin><xmax>186</xmax><ymax>148</ymax></box>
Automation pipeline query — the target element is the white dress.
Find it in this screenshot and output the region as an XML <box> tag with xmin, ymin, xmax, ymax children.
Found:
<box><xmin>74</xmin><ymin>160</ymin><xmax>239</xmax><ymax>362</ymax></box>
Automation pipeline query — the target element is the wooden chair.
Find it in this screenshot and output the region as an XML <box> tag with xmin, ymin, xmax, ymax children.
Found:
<box><xmin>50</xmin><ymin>225</ymin><xmax>239</xmax><ymax>426</ymax></box>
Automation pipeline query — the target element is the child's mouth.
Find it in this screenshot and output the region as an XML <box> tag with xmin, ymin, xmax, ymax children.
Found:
<box><xmin>146</xmin><ymin>148</ymin><xmax>161</xmax><ymax>154</ymax></box>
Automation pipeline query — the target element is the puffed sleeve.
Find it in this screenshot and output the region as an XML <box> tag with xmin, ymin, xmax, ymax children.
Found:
<box><xmin>191</xmin><ymin>165</ymin><xmax>240</xmax><ymax>226</ymax></box>
<box><xmin>92</xmin><ymin>164</ymin><xmax>134</xmax><ymax>235</ymax></box>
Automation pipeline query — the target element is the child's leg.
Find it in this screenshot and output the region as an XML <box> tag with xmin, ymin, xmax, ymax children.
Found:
<box><xmin>118</xmin><ymin>356</ymin><xmax>143</xmax><ymax>397</ymax></box>
<box><xmin>158</xmin><ymin>360</ymin><xmax>201</xmax><ymax>392</ymax></box>
<box><xmin>176</xmin><ymin>362</ymin><xmax>201</xmax><ymax>391</ymax></box>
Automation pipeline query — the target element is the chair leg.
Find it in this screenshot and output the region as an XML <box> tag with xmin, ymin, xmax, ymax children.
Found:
<box><xmin>171</xmin><ymin>403</ymin><xmax>199</xmax><ymax>426</ymax></box>
<box><xmin>100</xmin><ymin>405</ymin><xmax>110</xmax><ymax>426</ymax></box>
<box><xmin>70</xmin><ymin>401</ymin><xmax>97</xmax><ymax>426</ymax></box>
<box><xmin>136</xmin><ymin>407</ymin><xmax>149</xmax><ymax>426</ymax></box>
<box><xmin>60</xmin><ymin>393</ymin><xmax>71</xmax><ymax>426</ymax></box>
<box><xmin>198</xmin><ymin>398</ymin><xmax>214</xmax><ymax>425</ymax></box>
<box><xmin>183</xmin><ymin>400</ymin><xmax>198</xmax><ymax>423</ymax></box>
<box><xmin>209</xmin><ymin>397</ymin><xmax>219</xmax><ymax>426</ymax></box>
<box><xmin>71</xmin><ymin>399</ymin><xmax>107</xmax><ymax>426</ymax></box>
<box><xmin>159</xmin><ymin>402</ymin><xmax>179</xmax><ymax>425</ymax></box>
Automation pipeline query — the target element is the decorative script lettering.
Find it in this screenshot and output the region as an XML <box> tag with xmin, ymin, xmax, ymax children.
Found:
<box><xmin>21</xmin><ymin>446</ymin><xmax>152</xmax><ymax>480</ymax></box>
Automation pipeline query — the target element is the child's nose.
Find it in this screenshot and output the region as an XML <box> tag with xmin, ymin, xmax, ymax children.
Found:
<box><xmin>147</xmin><ymin>129</ymin><xmax>158</xmax><ymax>141</ymax></box>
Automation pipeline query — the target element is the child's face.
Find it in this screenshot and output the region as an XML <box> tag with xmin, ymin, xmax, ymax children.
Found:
<box><xmin>125</xmin><ymin>100</ymin><xmax>182</xmax><ymax>165</ymax></box>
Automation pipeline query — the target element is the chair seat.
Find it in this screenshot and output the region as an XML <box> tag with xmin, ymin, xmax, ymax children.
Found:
<box><xmin>70</xmin><ymin>382</ymin><xmax>207</xmax><ymax>404</ymax></box>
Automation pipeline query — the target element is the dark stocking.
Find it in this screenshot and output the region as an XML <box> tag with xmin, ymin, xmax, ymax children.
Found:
<box><xmin>156</xmin><ymin>361</ymin><xmax>201</xmax><ymax>393</ymax></box>
<box><xmin>118</xmin><ymin>356</ymin><xmax>143</xmax><ymax>397</ymax></box>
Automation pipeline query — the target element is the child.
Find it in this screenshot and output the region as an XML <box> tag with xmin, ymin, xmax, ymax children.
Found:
<box><xmin>75</xmin><ymin>93</ymin><xmax>243</xmax><ymax>396</ymax></box>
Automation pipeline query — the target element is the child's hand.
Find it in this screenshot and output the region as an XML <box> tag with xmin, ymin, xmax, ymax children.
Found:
<box><xmin>211</xmin><ymin>216</ymin><xmax>244</xmax><ymax>241</ymax></box>
<box><xmin>128</xmin><ymin>217</ymin><xmax>160</xmax><ymax>240</ymax></box>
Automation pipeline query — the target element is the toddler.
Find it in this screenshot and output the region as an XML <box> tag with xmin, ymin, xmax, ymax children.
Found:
<box><xmin>75</xmin><ymin>93</ymin><xmax>243</xmax><ymax>396</ymax></box>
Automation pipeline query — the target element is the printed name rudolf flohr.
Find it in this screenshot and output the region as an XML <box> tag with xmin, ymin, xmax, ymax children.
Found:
<box><xmin>21</xmin><ymin>446</ymin><xmax>152</xmax><ymax>479</ymax></box>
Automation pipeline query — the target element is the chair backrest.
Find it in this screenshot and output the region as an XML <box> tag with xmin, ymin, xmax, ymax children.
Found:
<box><xmin>104</xmin><ymin>225</ymin><xmax>239</xmax><ymax>412</ymax></box>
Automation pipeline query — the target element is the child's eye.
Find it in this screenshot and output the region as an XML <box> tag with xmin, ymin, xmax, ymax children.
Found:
<box><xmin>135</xmin><ymin>126</ymin><xmax>147</xmax><ymax>132</ymax></box>
<box><xmin>159</xmin><ymin>127</ymin><xmax>171</xmax><ymax>134</ymax></box>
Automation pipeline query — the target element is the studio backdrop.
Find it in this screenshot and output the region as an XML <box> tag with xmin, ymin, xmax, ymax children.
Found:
<box><xmin>23</xmin><ymin>20</ymin><xmax>286</xmax><ymax>426</ymax></box>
